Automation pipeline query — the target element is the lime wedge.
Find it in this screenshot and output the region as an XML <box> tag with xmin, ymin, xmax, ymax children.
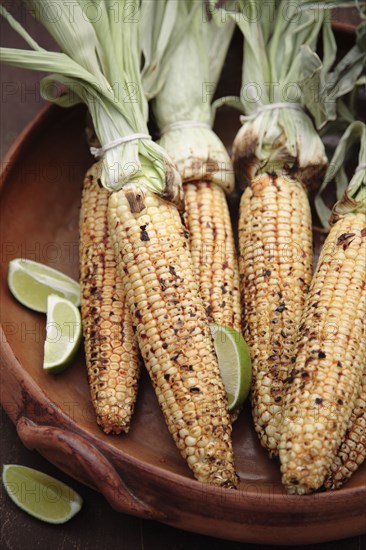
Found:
<box><xmin>2</xmin><ymin>465</ymin><xmax>82</xmax><ymax>524</ymax></box>
<box><xmin>8</xmin><ymin>258</ymin><xmax>80</xmax><ymax>313</ymax></box>
<box><xmin>43</xmin><ymin>294</ymin><xmax>81</xmax><ymax>374</ymax></box>
<box><xmin>210</xmin><ymin>323</ymin><xmax>252</xmax><ymax>411</ymax></box>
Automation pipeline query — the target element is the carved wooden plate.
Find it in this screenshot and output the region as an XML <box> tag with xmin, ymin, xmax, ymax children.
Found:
<box><xmin>0</xmin><ymin>100</ymin><xmax>365</xmax><ymax>544</ymax></box>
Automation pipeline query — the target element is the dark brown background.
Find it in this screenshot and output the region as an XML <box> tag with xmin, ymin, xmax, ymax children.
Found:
<box><xmin>1</xmin><ymin>3</ymin><xmax>365</xmax><ymax>549</ymax></box>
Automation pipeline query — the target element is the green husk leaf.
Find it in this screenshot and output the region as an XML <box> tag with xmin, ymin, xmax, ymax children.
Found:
<box><xmin>0</xmin><ymin>0</ymin><xmax>183</xmax><ymax>205</ymax></box>
<box><xmin>149</xmin><ymin>2</ymin><xmax>235</xmax><ymax>192</ymax></box>
<box><xmin>315</xmin><ymin>120</ymin><xmax>366</xmax><ymax>228</ymax></box>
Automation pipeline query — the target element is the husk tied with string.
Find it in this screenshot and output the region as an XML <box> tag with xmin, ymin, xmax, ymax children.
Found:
<box><xmin>221</xmin><ymin>0</ymin><xmax>366</xmax><ymax>191</ymax></box>
<box><xmin>0</xmin><ymin>0</ymin><xmax>238</xmax><ymax>488</ymax></box>
<box><xmin>149</xmin><ymin>2</ymin><xmax>235</xmax><ymax>193</ymax></box>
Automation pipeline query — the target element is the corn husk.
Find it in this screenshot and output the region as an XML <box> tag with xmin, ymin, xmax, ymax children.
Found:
<box><xmin>147</xmin><ymin>2</ymin><xmax>235</xmax><ymax>193</ymax></box>
<box><xmin>216</xmin><ymin>0</ymin><xmax>365</xmax><ymax>190</ymax></box>
<box><xmin>0</xmin><ymin>1</ymin><xmax>186</xmax><ymax>208</ymax></box>
<box><xmin>316</xmin><ymin>121</ymin><xmax>366</xmax><ymax>228</ymax></box>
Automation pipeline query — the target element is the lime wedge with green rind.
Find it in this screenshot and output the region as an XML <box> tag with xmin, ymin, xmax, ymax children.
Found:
<box><xmin>210</xmin><ymin>323</ymin><xmax>252</xmax><ymax>411</ymax></box>
<box><xmin>43</xmin><ymin>294</ymin><xmax>81</xmax><ymax>374</ymax></box>
<box><xmin>8</xmin><ymin>258</ymin><xmax>80</xmax><ymax>313</ymax></box>
<box><xmin>2</xmin><ymin>464</ymin><xmax>82</xmax><ymax>524</ymax></box>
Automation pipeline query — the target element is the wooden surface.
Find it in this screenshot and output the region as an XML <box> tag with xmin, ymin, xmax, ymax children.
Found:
<box><xmin>1</xmin><ymin>5</ymin><xmax>365</xmax><ymax>549</ymax></box>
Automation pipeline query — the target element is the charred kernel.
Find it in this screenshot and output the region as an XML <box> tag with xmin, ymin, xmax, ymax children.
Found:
<box><xmin>318</xmin><ymin>351</ymin><xmax>326</xmax><ymax>359</ymax></box>
<box><xmin>140</xmin><ymin>228</ymin><xmax>150</xmax><ymax>241</ymax></box>
<box><xmin>263</xmin><ymin>269</ymin><xmax>271</xmax><ymax>276</ymax></box>
<box><xmin>315</xmin><ymin>397</ymin><xmax>323</xmax><ymax>405</ymax></box>
<box><xmin>275</xmin><ymin>302</ymin><xmax>287</xmax><ymax>313</ymax></box>
<box><xmin>169</xmin><ymin>265</ymin><xmax>178</xmax><ymax>277</ymax></box>
<box><xmin>337</xmin><ymin>233</ymin><xmax>355</xmax><ymax>246</ymax></box>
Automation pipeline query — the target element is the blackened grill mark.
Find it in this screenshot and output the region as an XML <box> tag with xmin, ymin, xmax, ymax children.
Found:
<box><xmin>169</xmin><ymin>266</ymin><xmax>178</xmax><ymax>278</ymax></box>
<box><xmin>337</xmin><ymin>233</ymin><xmax>355</xmax><ymax>249</ymax></box>
<box><xmin>125</xmin><ymin>190</ymin><xmax>146</xmax><ymax>213</ymax></box>
<box><xmin>159</xmin><ymin>278</ymin><xmax>167</xmax><ymax>291</ymax></box>
<box><xmin>171</xmin><ymin>350</ymin><xmax>183</xmax><ymax>361</ymax></box>
<box><xmin>140</xmin><ymin>225</ymin><xmax>150</xmax><ymax>241</ymax></box>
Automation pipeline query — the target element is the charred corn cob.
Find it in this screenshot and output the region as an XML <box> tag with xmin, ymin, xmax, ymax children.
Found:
<box><xmin>80</xmin><ymin>167</ymin><xmax>141</xmax><ymax>434</ymax></box>
<box><xmin>184</xmin><ymin>181</ymin><xmax>241</xmax><ymax>333</ymax></box>
<box><xmin>324</xmin><ymin>367</ymin><xmax>366</xmax><ymax>490</ymax></box>
<box><xmin>279</xmin><ymin>213</ymin><xmax>366</xmax><ymax>494</ymax></box>
<box><xmin>108</xmin><ymin>184</ymin><xmax>238</xmax><ymax>488</ymax></box>
<box><xmin>238</xmin><ymin>173</ymin><xmax>313</xmax><ymax>456</ymax></box>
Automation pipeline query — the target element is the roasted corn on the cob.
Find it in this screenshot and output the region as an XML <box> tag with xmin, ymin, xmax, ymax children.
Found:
<box><xmin>184</xmin><ymin>181</ymin><xmax>241</xmax><ymax>333</ymax></box>
<box><xmin>324</xmin><ymin>367</ymin><xmax>366</xmax><ymax>490</ymax></box>
<box><xmin>108</xmin><ymin>184</ymin><xmax>238</xmax><ymax>488</ymax></box>
<box><xmin>79</xmin><ymin>166</ymin><xmax>141</xmax><ymax>434</ymax></box>
<box><xmin>238</xmin><ymin>173</ymin><xmax>313</xmax><ymax>455</ymax></box>
<box><xmin>279</xmin><ymin>213</ymin><xmax>366</xmax><ymax>494</ymax></box>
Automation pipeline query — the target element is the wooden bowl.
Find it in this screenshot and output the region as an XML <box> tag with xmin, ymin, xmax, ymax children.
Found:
<box><xmin>0</xmin><ymin>101</ymin><xmax>365</xmax><ymax>545</ymax></box>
